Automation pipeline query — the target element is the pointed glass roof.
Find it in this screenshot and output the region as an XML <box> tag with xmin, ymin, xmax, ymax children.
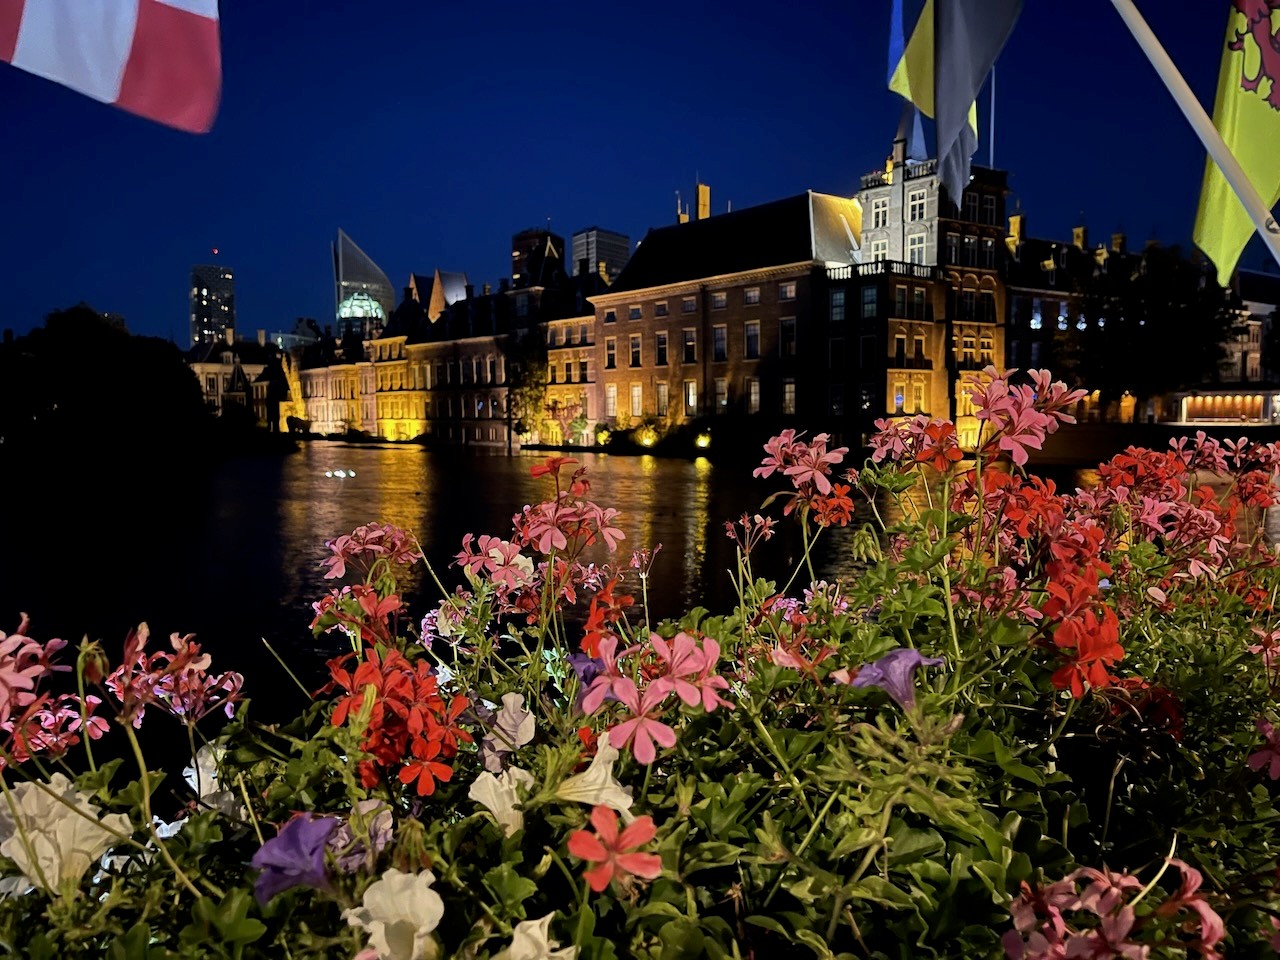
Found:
<box><xmin>333</xmin><ymin>229</ymin><xmax>395</xmax><ymax>331</ymax></box>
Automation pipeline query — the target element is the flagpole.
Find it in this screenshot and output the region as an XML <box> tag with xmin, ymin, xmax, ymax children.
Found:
<box><xmin>989</xmin><ymin>63</ymin><xmax>996</xmax><ymax>168</ymax></box>
<box><xmin>1109</xmin><ymin>0</ymin><xmax>1280</xmax><ymax>270</ymax></box>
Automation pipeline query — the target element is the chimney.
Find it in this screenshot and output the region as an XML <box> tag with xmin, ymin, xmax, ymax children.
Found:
<box><xmin>224</xmin><ymin>328</ymin><xmax>235</xmax><ymax>346</ymax></box>
<box><xmin>257</xmin><ymin>329</ymin><xmax>266</xmax><ymax>347</ymax></box>
<box><xmin>1073</xmin><ymin>226</ymin><xmax>1088</xmax><ymax>250</ymax></box>
<box><xmin>696</xmin><ymin>182</ymin><xmax>711</xmax><ymax>220</ymax></box>
<box><xmin>1111</xmin><ymin>232</ymin><xmax>1126</xmax><ymax>254</ymax></box>
<box><xmin>482</xmin><ymin>282</ymin><xmax>492</xmax><ymax>296</ymax></box>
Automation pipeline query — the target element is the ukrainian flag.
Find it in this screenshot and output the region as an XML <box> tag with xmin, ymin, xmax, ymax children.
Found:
<box><xmin>888</xmin><ymin>0</ymin><xmax>1022</xmax><ymax>206</ymax></box>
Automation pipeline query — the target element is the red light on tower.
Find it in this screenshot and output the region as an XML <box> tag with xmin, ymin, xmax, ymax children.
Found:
<box><xmin>212</xmin><ymin>247</ymin><xmax>219</xmax><ymax>255</ymax></box>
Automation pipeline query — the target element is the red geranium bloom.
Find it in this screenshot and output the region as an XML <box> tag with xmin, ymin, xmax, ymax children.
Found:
<box><xmin>567</xmin><ymin>805</ymin><xmax>662</xmax><ymax>892</ymax></box>
<box><xmin>399</xmin><ymin>735</ymin><xmax>453</xmax><ymax>796</ymax></box>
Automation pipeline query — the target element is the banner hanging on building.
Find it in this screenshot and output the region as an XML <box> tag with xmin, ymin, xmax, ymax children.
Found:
<box><xmin>0</xmin><ymin>0</ymin><xmax>220</xmax><ymax>133</ymax></box>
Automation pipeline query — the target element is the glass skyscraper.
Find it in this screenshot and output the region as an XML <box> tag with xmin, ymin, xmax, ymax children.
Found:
<box><xmin>333</xmin><ymin>229</ymin><xmax>395</xmax><ymax>338</ymax></box>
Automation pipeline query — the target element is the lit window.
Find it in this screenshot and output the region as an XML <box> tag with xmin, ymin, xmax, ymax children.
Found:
<box><xmin>779</xmin><ymin>281</ymin><xmax>796</xmax><ymax>301</ymax></box>
<box><xmin>605</xmin><ymin>338</ymin><xmax>617</xmax><ymax>369</ymax></box>
<box><xmin>714</xmin><ymin>378</ymin><xmax>728</xmax><ymax>409</ymax></box>
<box><xmin>782</xmin><ymin>378</ymin><xmax>796</xmax><ymax>415</ymax></box>
<box><xmin>907</xmin><ymin>233</ymin><xmax>926</xmax><ymax>264</ymax></box>
<box><xmin>605</xmin><ymin>384</ymin><xmax>617</xmax><ymax>417</ymax></box>
<box><xmin>872</xmin><ymin>196</ymin><xmax>889</xmax><ymax>228</ymax></box>
<box><xmin>830</xmin><ymin>290</ymin><xmax>845</xmax><ymax>322</ymax></box>
<box><xmin>744</xmin><ymin>287</ymin><xmax>760</xmax><ymax>305</ymax></box>
<box><xmin>711</xmin><ymin>291</ymin><xmax>727</xmax><ymax>310</ymax></box>
<box><xmin>630</xmin><ymin>382</ymin><xmax>643</xmax><ymax>417</ymax></box>
<box><xmin>747</xmin><ymin>378</ymin><xmax>760</xmax><ymax>414</ymax></box>
<box><xmin>908</xmin><ymin>189</ymin><xmax>926</xmax><ymax>221</ymax></box>
<box><xmin>656</xmin><ymin>382</ymin><xmax>669</xmax><ymax>416</ymax></box>
<box><xmin>684</xmin><ymin>380</ymin><xmax>698</xmax><ymax>416</ymax></box>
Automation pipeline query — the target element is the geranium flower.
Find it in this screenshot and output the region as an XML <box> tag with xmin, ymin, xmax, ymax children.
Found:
<box><xmin>343</xmin><ymin>867</ymin><xmax>444</xmax><ymax>960</ymax></box>
<box><xmin>1153</xmin><ymin>859</ymin><xmax>1224</xmax><ymax>956</ymax></box>
<box><xmin>849</xmin><ymin>648</ymin><xmax>944</xmax><ymax>711</ymax></box>
<box><xmin>606</xmin><ymin>680</ymin><xmax>675</xmax><ymax>765</ymax></box>
<box><xmin>1248</xmin><ymin>718</ymin><xmax>1280</xmax><ymax>779</ymax></box>
<box><xmin>566</xmin><ymin>805</ymin><xmax>662</xmax><ymax>893</ymax></box>
<box><xmin>493</xmin><ymin>913</ymin><xmax>577</xmax><ymax>960</ymax></box>
<box><xmin>555</xmin><ymin>740</ymin><xmax>633</xmax><ymax>814</ymax></box>
<box><xmin>469</xmin><ymin>767</ymin><xmax>535</xmax><ymax>837</ymax></box>
<box><xmin>250</xmin><ymin>813</ymin><xmax>339</xmax><ymax>905</ymax></box>
<box><xmin>0</xmin><ymin>772</ymin><xmax>132</xmax><ymax>895</ymax></box>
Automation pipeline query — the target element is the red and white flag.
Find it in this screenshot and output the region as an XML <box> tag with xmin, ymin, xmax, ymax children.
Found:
<box><xmin>0</xmin><ymin>0</ymin><xmax>220</xmax><ymax>133</ymax></box>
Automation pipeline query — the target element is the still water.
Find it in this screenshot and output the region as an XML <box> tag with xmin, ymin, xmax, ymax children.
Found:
<box><xmin>0</xmin><ymin>444</ymin><xmax>845</xmax><ymax>680</ymax></box>
<box><xmin>0</xmin><ymin>443</ymin><xmax>1101</xmax><ymax>710</ymax></box>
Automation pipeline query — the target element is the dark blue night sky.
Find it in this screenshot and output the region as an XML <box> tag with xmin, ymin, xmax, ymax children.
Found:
<box><xmin>0</xmin><ymin>0</ymin><xmax>1267</xmax><ymax>341</ymax></box>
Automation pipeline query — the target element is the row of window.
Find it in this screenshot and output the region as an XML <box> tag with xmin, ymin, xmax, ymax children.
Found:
<box><xmin>602</xmin><ymin>321</ymin><xmax>797</xmax><ymax>369</ymax></box>
<box><xmin>547</xmin><ymin>323</ymin><xmax>591</xmax><ymax>346</ymax></box>
<box><xmin>602</xmin><ymin>377</ymin><xmax>796</xmax><ymax>418</ymax></box>
<box><xmin>832</xmin><ymin>287</ymin><xmax>997</xmax><ymax>323</ymax></box>
<box><xmin>867</xmin><ymin>191</ymin><xmax>999</xmax><ymax>228</ymax></box>
<box><xmin>601</xmin><ymin>282</ymin><xmax>797</xmax><ymax>323</ymax></box>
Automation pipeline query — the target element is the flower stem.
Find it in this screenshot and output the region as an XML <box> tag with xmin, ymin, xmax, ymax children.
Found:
<box><xmin>121</xmin><ymin>723</ymin><xmax>207</xmax><ymax>900</ymax></box>
<box><xmin>261</xmin><ymin>637</ymin><xmax>314</xmax><ymax>701</ymax></box>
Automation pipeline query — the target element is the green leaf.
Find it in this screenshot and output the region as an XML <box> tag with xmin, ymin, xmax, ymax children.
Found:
<box><xmin>658</xmin><ymin>919</ymin><xmax>706</xmax><ymax>960</ymax></box>
<box><xmin>483</xmin><ymin>862</ymin><xmax>538</xmax><ymax>917</ymax></box>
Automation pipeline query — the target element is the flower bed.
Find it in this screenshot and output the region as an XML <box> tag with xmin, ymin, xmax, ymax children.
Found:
<box><xmin>1</xmin><ymin>366</ymin><xmax>1279</xmax><ymax>959</ymax></box>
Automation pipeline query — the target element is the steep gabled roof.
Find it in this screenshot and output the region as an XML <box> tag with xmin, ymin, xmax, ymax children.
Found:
<box><xmin>606</xmin><ymin>191</ymin><xmax>863</xmax><ymax>293</ymax></box>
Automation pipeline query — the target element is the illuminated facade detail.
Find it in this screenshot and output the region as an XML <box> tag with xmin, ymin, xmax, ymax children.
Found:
<box><xmin>189</xmin><ymin>263</ymin><xmax>235</xmax><ymax>347</ymax></box>
<box><xmin>333</xmin><ymin>229</ymin><xmax>395</xmax><ymax>339</ymax></box>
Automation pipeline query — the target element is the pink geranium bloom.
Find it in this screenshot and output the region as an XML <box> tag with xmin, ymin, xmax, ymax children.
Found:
<box><xmin>1153</xmin><ymin>859</ymin><xmax>1224</xmax><ymax>955</ymax></box>
<box><xmin>1248</xmin><ymin>718</ymin><xmax>1280</xmax><ymax>779</ymax></box>
<box><xmin>566</xmin><ymin>805</ymin><xmax>662</xmax><ymax>892</ymax></box>
<box><xmin>649</xmin><ymin>633</ymin><xmax>705</xmax><ymax>706</ymax></box>
<box><xmin>606</xmin><ymin>679</ymin><xmax>675</xmax><ymax>765</ymax></box>
<box><xmin>1064</xmin><ymin>907</ymin><xmax>1148</xmax><ymax>959</ymax></box>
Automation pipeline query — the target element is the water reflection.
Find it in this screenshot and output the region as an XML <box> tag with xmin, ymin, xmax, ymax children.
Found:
<box><xmin>0</xmin><ymin>442</ymin><xmax>1106</xmax><ymax>687</ymax></box>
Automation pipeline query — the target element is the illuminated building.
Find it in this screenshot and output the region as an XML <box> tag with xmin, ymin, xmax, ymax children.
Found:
<box><xmin>189</xmin><ymin>263</ymin><xmax>235</xmax><ymax>347</ymax></box>
<box><xmin>589</xmin><ymin>185</ymin><xmax>864</xmax><ymax>436</ymax></box>
<box><xmin>851</xmin><ymin>140</ymin><xmax>1008</xmax><ymax>445</ymax></box>
<box><xmin>572</xmin><ymin>227</ymin><xmax>630</xmax><ymax>282</ymax></box>
<box><xmin>333</xmin><ymin>229</ymin><xmax>395</xmax><ymax>339</ymax></box>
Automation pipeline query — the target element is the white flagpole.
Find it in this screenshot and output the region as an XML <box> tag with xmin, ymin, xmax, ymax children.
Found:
<box><xmin>1109</xmin><ymin>0</ymin><xmax>1280</xmax><ymax>269</ymax></box>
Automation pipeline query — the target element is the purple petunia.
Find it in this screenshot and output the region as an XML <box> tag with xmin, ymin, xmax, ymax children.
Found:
<box><xmin>251</xmin><ymin>812</ymin><xmax>340</xmax><ymax>905</ymax></box>
<box><xmin>849</xmin><ymin>648</ymin><xmax>944</xmax><ymax>711</ymax></box>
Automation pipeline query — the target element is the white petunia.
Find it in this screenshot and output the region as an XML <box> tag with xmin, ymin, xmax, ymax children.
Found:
<box><xmin>468</xmin><ymin>767</ymin><xmax>535</xmax><ymax>837</ymax></box>
<box><xmin>0</xmin><ymin>773</ymin><xmax>132</xmax><ymax>896</ymax></box>
<box><xmin>554</xmin><ymin>741</ymin><xmax>633</xmax><ymax>816</ymax></box>
<box><xmin>182</xmin><ymin>743</ymin><xmax>245</xmax><ymax>820</ymax></box>
<box><xmin>343</xmin><ymin>868</ymin><xmax>444</xmax><ymax>960</ymax></box>
<box><xmin>494</xmin><ymin>912</ymin><xmax>577</xmax><ymax>960</ymax></box>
